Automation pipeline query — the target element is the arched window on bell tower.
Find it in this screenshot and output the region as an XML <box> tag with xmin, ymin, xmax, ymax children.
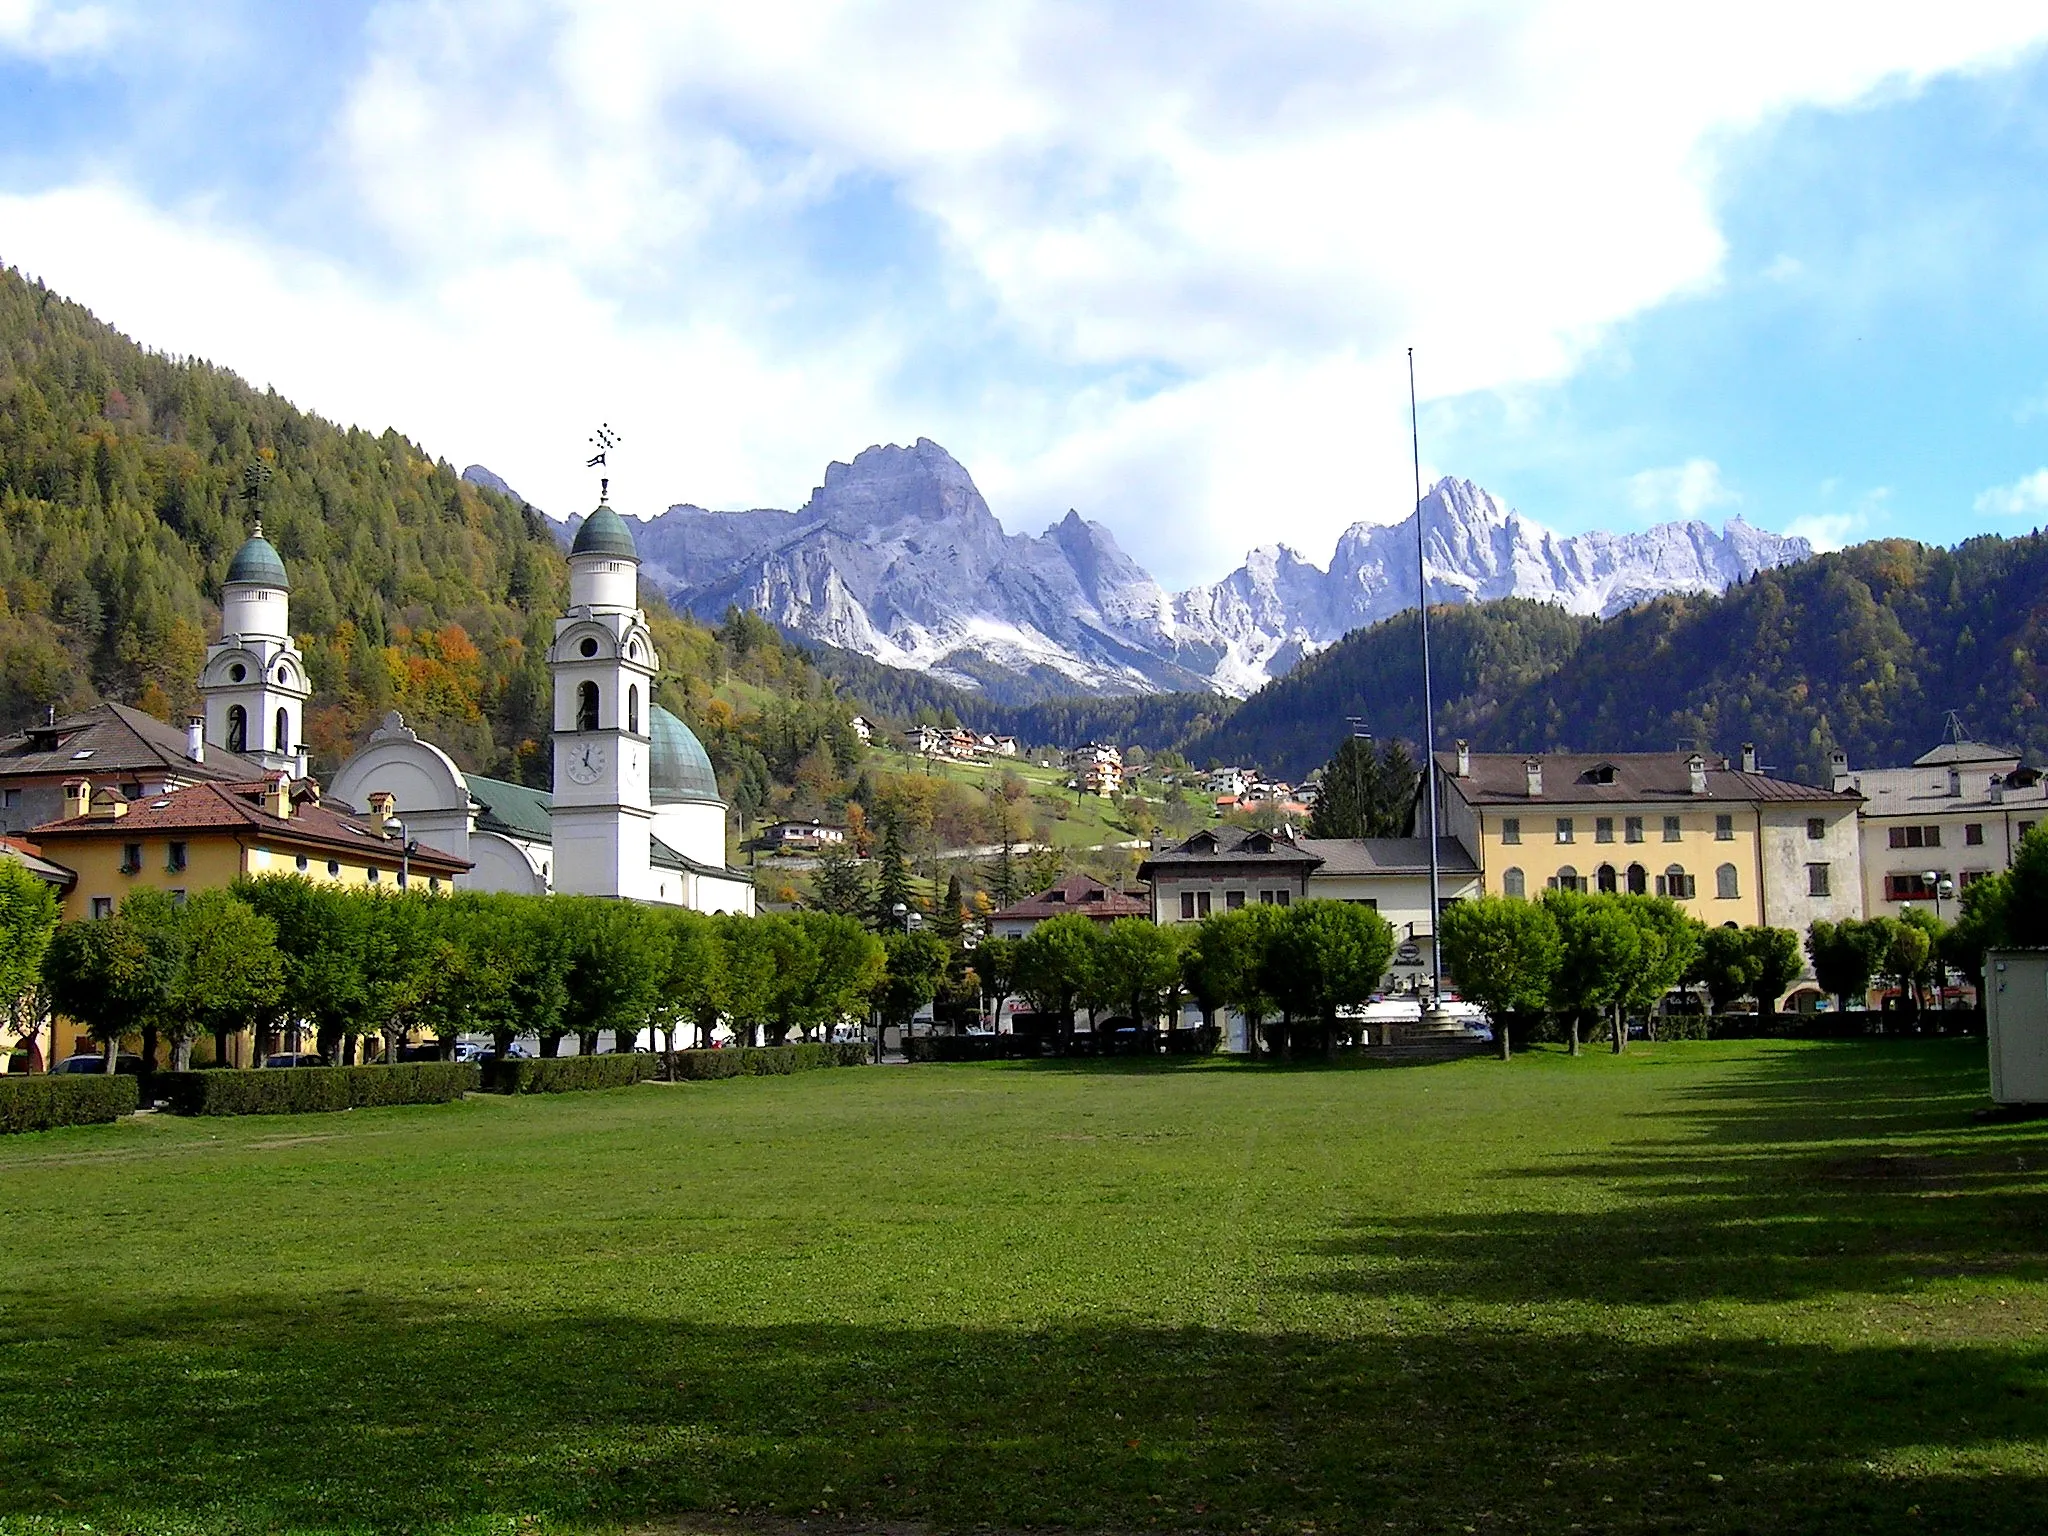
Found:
<box><xmin>628</xmin><ymin>684</ymin><xmax>640</xmax><ymax>735</ymax></box>
<box><xmin>577</xmin><ymin>681</ymin><xmax>599</xmax><ymax>732</ymax></box>
<box><xmin>275</xmin><ymin>707</ymin><xmax>291</xmax><ymax>755</ymax></box>
<box><xmin>227</xmin><ymin>705</ymin><xmax>247</xmax><ymax>754</ymax></box>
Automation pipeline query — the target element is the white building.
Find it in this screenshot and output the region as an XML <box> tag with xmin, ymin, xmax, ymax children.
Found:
<box><xmin>328</xmin><ymin>501</ymin><xmax>755</xmax><ymax>914</ymax></box>
<box><xmin>1841</xmin><ymin>735</ymin><xmax>2046</xmax><ymax>917</ymax></box>
<box><xmin>1206</xmin><ymin>766</ymin><xmax>1250</xmax><ymax>798</ymax></box>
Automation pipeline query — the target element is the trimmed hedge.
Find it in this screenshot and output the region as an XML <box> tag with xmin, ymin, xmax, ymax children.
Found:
<box><xmin>670</xmin><ymin>1042</ymin><xmax>867</xmax><ymax>1079</ymax></box>
<box><xmin>156</xmin><ymin>1063</ymin><xmax>479</xmax><ymax>1117</ymax></box>
<box><xmin>0</xmin><ymin>1073</ymin><xmax>139</xmax><ymax>1134</ymax></box>
<box><xmin>481</xmin><ymin>1053</ymin><xmax>657</xmax><ymax>1094</ymax></box>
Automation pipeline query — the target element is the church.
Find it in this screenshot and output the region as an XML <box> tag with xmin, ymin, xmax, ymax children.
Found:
<box><xmin>255</xmin><ymin>498</ymin><xmax>753</xmax><ymax>912</ymax></box>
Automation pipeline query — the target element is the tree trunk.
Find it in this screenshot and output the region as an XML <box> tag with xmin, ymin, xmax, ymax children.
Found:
<box><xmin>103</xmin><ymin>1038</ymin><xmax>118</xmax><ymax>1073</ymax></box>
<box><xmin>1324</xmin><ymin>1014</ymin><xmax>1339</xmax><ymax>1062</ymax></box>
<box><xmin>542</xmin><ymin>1033</ymin><xmax>563</xmax><ymax>1058</ymax></box>
<box><xmin>1498</xmin><ymin>1012</ymin><xmax>1513</xmax><ymax>1062</ymax></box>
<box><xmin>141</xmin><ymin>1024</ymin><xmax>159</xmax><ymax>1075</ymax></box>
<box><xmin>213</xmin><ymin>1027</ymin><xmax>231</xmax><ymax>1068</ymax></box>
<box><xmin>173</xmin><ymin>1036</ymin><xmax>194</xmax><ymax>1072</ymax></box>
<box><xmin>1611</xmin><ymin>1005</ymin><xmax>1625</xmax><ymax>1054</ymax></box>
<box><xmin>1568</xmin><ymin>1016</ymin><xmax>1581</xmax><ymax>1056</ymax></box>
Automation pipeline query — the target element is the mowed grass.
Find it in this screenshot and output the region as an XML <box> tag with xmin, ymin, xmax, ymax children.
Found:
<box><xmin>2</xmin><ymin>1043</ymin><xmax>2046</xmax><ymax>1535</ymax></box>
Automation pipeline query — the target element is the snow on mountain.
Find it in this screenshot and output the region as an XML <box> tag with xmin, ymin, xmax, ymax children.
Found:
<box><xmin>508</xmin><ymin>445</ymin><xmax>1810</xmax><ymax>703</ymax></box>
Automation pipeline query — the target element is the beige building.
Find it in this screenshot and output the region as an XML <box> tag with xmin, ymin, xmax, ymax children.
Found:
<box><xmin>1436</xmin><ymin>744</ymin><xmax>1863</xmax><ymax>938</ymax></box>
<box><xmin>1839</xmin><ymin>735</ymin><xmax>2046</xmax><ymax>918</ymax></box>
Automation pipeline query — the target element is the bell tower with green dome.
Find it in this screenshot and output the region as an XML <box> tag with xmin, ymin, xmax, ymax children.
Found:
<box><xmin>198</xmin><ymin>522</ymin><xmax>311</xmax><ymax>774</ymax></box>
<box><xmin>546</xmin><ymin>496</ymin><xmax>659</xmax><ymax>899</ymax></box>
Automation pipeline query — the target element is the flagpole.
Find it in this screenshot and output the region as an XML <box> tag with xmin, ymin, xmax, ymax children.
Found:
<box><xmin>1410</xmin><ymin>348</ymin><xmax>1443</xmax><ymax>1008</ymax></box>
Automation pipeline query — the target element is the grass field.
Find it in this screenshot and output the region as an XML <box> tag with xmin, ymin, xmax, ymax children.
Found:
<box><xmin>2</xmin><ymin>1042</ymin><xmax>2045</xmax><ymax>1535</ymax></box>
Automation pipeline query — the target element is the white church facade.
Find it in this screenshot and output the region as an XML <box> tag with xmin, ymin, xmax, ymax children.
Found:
<box><xmin>218</xmin><ymin>504</ymin><xmax>754</xmax><ymax>914</ymax></box>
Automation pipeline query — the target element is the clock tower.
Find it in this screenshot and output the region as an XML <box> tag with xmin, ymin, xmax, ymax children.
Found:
<box><xmin>547</xmin><ymin>497</ymin><xmax>658</xmax><ymax>899</ymax></box>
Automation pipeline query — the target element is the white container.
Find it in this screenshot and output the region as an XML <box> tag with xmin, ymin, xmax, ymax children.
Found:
<box><xmin>1986</xmin><ymin>950</ymin><xmax>2048</xmax><ymax>1106</ymax></box>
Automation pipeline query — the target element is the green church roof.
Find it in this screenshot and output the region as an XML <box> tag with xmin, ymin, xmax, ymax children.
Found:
<box><xmin>650</xmin><ymin>705</ymin><xmax>722</xmax><ymax>804</ymax></box>
<box><xmin>570</xmin><ymin>503</ymin><xmax>640</xmax><ymax>560</ymax></box>
<box><xmin>225</xmin><ymin>528</ymin><xmax>291</xmax><ymax>590</ymax></box>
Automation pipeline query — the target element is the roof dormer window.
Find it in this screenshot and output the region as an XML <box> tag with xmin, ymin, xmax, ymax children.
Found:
<box><xmin>1581</xmin><ymin>763</ymin><xmax>1617</xmax><ymax>785</ymax></box>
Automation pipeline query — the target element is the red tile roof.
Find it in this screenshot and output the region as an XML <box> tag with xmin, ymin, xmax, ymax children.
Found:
<box><xmin>29</xmin><ymin>779</ymin><xmax>471</xmax><ymax>874</ymax></box>
<box><xmin>989</xmin><ymin>873</ymin><xmax>1150</xmax><ymax>923</ymax></box>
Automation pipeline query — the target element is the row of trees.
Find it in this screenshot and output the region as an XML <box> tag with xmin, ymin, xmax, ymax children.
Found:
<box><xmin>1440</xmin><ymin>829</ymin><xmax>2048</xmax><ymax>1060</ymax></box>
<box><xmin>977</xmin><ymin>900</ymin><xmax>1398</xmax><ymax>1058</ymax></box>
<box><xmin>19</xmin><ymin>876</ymin><xmax>965</xmax><ymax>1073</ymax></box>
<box><xmin>1439</xmin><ymin>889</ymin><xmax>1710</xmax><ymax>1060</ymax></box>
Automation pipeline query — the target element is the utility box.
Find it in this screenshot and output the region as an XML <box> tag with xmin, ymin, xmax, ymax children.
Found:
<box><xmin>1986</xmin><ymin>950</ymin><xmax>2048</xmax><ymax>1106</ymax></box>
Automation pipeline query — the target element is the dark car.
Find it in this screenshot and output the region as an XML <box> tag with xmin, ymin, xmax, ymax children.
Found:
<box><xmin>54</xmin><ymin>1053</ymin><xmax>145</xmax><ymax>1075</ymax></box>
<box><xmin>261</xmin><ymin>1052</ymin><xmax>326</xmax><ymax>1069</ymax></box>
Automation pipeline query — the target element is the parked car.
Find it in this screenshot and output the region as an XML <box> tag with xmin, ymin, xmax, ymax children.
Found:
<box><xmin>261</xmin><ymin>1052</ymin><xmax>326</xmax><ymax>1068</ymax></box>
<box><xmin>54</xmin><ymin>1053</ymin><xmax>145</xmax><ymax>1075</ymax></box>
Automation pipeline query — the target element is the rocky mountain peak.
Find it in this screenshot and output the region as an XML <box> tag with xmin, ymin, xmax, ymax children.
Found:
<box><xmin>551</xmin><ymin>440</ymin><xmax>1813</xmax><ymax>703</ymax></box>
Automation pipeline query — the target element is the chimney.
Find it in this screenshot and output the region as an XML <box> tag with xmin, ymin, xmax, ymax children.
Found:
<box><xmin>1687</xmin><ymin>753</ymin><xmax>1708</xmax><ymax>795</ymax></box>
<box><xmin>1948</xmin><ymin>765</ymin><xmax>1962</xmax><ymax>798</ymax></box>
<box><xmin>1740</xmin><ymin>742</ymin><xmax>1757</xmax><ymax>774</ymax></box>
<box><xmin>1830</xmin><ymin>750</ymin><xmax>1851</xmax><ymax>794</ymax></box>
<box><xmin>264</xmin><ymin>772</ymin><xmax>294</xmax><ymax>820</ymax></box>
<box><xmin>1992</xmin><ymin>776</ymin><xmax>2006</xmax><ymax>806</ymax></box>
<box><xmin>62</xmin><ymin>779</ymin><xmax>91</xmax><ymax>820</ymax></box>
<box><xmin>1524</xmin><ymin>757</ymin><xmax>1543</xmax><ymax>798</ymax></box>
<box><xmin>366</xmin><ymin>790</ymin><xmax>396</xmax><ymax>837</ymax></box>
<box><xmin>185</xmin><ymin>715</ymin><xmax>205</xmax><ymax>764</ymax></box>
<box><xmin>1456</xmin><ymin>739</ymin><xmax>1470</xmax><ymax>777</ymax></box>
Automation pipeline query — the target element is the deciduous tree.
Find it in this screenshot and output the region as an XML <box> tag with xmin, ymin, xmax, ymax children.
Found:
<box><xmin>1440</xmin><ymin>894</ymin><xmax>1562</xmax><ymax>1060</ymax></box>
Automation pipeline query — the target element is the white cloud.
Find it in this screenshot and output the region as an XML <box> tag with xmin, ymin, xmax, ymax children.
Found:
<box><xmin>8</xmin><ymin>2</ymin><xmax>2048</xmax><ymax>586</ymax></box>
<box><xmin>1784</xmin><ymin>512</ymin><xmax>1856</xmax><ymax>551</ymax></box>
<box><xmin>1975</xmin><ymin>469</ymin><xmax>2048</xmax><ymax>518</ymax></box>
<box><xmin>0</xmin><ymin>0</ymin><xmax>113</xmax><ymax>58</ymax></box>
<box><xmin>1626</xmin><ymin>458</ymin><xmax>1737</xmax><ymax>520</ymax></box>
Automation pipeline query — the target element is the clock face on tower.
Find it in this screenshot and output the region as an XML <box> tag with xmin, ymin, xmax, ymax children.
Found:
<box><xmin>566</xmin><ymin>740</ymin><xmax>606</xmax><ymax>785</ymax></box>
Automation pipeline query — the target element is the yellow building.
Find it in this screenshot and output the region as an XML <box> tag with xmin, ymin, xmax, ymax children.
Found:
<box><xmin>1436</xmin><ymin>745</ymin><xmax>1863</xmax><ymax>940</ymax></box>
<box><xmin>29</xmin><ymin>774</ymin><xmax>470</xmax><ymax>924</ymax></box>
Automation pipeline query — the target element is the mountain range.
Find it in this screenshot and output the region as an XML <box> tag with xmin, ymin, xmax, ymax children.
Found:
<box><xmin>484</xmin><ymin>440</ymin><xmax>1810</xmax><ymax>702</ymax></box>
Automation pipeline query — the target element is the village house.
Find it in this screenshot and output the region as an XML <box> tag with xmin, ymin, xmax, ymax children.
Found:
<box><xmin>1840</xmin><ymin>732</ymin><xmax>2047</xmax><ymax>916</ymax></box>
<box><xmin>985</xmin><ymin>872</ymin><xmax>1150</xmax><ymax>939</ymax></box>
<box><xmin>1435</xmin><ymin>744</ymin><xmax>1863</xmax><ymax>986</ymax></box>
<box><xmin>759</xmin><ymin>820</ymin><xmax>850</xmax><ymax>851</ymax></box>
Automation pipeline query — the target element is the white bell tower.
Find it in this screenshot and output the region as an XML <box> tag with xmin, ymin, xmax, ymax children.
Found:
<box><xmin>547</xmin><ymin>495</ymin><xmax>658</xmax><ymax>898</ymax></box>
<box><xmin>198</xmin><ymin>523</ymin><xmax>310</xmax><ymax>774</ymax></box>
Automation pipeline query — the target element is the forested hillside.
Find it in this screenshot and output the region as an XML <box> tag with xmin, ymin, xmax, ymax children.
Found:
<box><xmin>0</xmin><ymin>266</ymin><xmax>861</xmax><ymax>809</ymax></box>
<box><xmin>1187</xmin><ymin>537</ymin><xmax>2048</xmax><ymax>784</ymax></box>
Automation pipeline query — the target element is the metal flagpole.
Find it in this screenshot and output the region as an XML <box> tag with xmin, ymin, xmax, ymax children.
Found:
<box><xmin>1410</xmin><ymin>348</ymin><xmax>1443</xmax><ymax>1008</ymax></box>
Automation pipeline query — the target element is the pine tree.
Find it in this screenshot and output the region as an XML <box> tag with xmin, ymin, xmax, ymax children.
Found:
<box><xmin>1307</xmin><ymin>736</ymin><xmax>1420</xmax><ymax>839</ymax></box>
<box><xmin>934</xmin><ymin>873</ymin><xmax>967</xmax><ymax>943</ymax></box>
<box><xmin>810</xmin><ymin>845</ymin><xmax>872</xmax><ymax>918</ymax></box>
<box><xmin>872</xmin><ymin>815</ymin><xmax>918</xmax><ymax>929</ymax></box>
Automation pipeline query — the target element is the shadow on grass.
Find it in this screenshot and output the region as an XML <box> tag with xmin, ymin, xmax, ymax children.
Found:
<box><xmin>1304</xmin><ymin>1041</ymin><xmax>2048</xmax><ymax>1308</ymax></box>
<box><xmin>2</xmin><ymin>1303</ymin><xmax>2046</xmax><ymax>1534</ymax></box>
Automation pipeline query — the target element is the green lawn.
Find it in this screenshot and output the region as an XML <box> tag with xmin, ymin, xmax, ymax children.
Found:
<box><xmin>2</xmin><ymin>1042</ymin><xmax>2045</xmax><ymax>1534</ymax></box>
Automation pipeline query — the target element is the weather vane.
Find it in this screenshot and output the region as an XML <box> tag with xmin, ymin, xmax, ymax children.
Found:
<box><xmin>586</xmin><ymin>422</ymin><xmax>622</xmax><ymax>503</ymax></box>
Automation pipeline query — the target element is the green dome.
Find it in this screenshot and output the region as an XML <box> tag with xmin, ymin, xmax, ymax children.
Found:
<box><xmin>225</xmin><ymin>529</ymin><xmax>290</xmax><ymax>590</ymax></box>
<box><xmin>571</xmin><ymin>503</ymin><xmax>640</xmax><ymax>560</ymax></box>
<box><xmin>650</xmin><ymin>705</ymin><xmax>721</xmax><ymax>804</ymax></box>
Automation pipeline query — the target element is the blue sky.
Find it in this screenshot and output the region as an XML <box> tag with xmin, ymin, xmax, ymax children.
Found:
<box><xmin>4</xmin><ymin>2</ymin><xmax>2048</xmax><ymax>587</ymax></box>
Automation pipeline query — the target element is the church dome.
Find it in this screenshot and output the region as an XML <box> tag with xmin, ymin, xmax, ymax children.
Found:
<box><xmin>649</xmin><ymin>704</ymin><xmax>721</xmax><ymax>804</ymax></box>
<box><xmin>571</xmin><ymin>503</ymin><xmax>640</xmax><ymax>561</ymax></box>
<box><xmin>225</xmin><ymin>527</ymin><xmax>291</xmax><ymax>590</ymax></box>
